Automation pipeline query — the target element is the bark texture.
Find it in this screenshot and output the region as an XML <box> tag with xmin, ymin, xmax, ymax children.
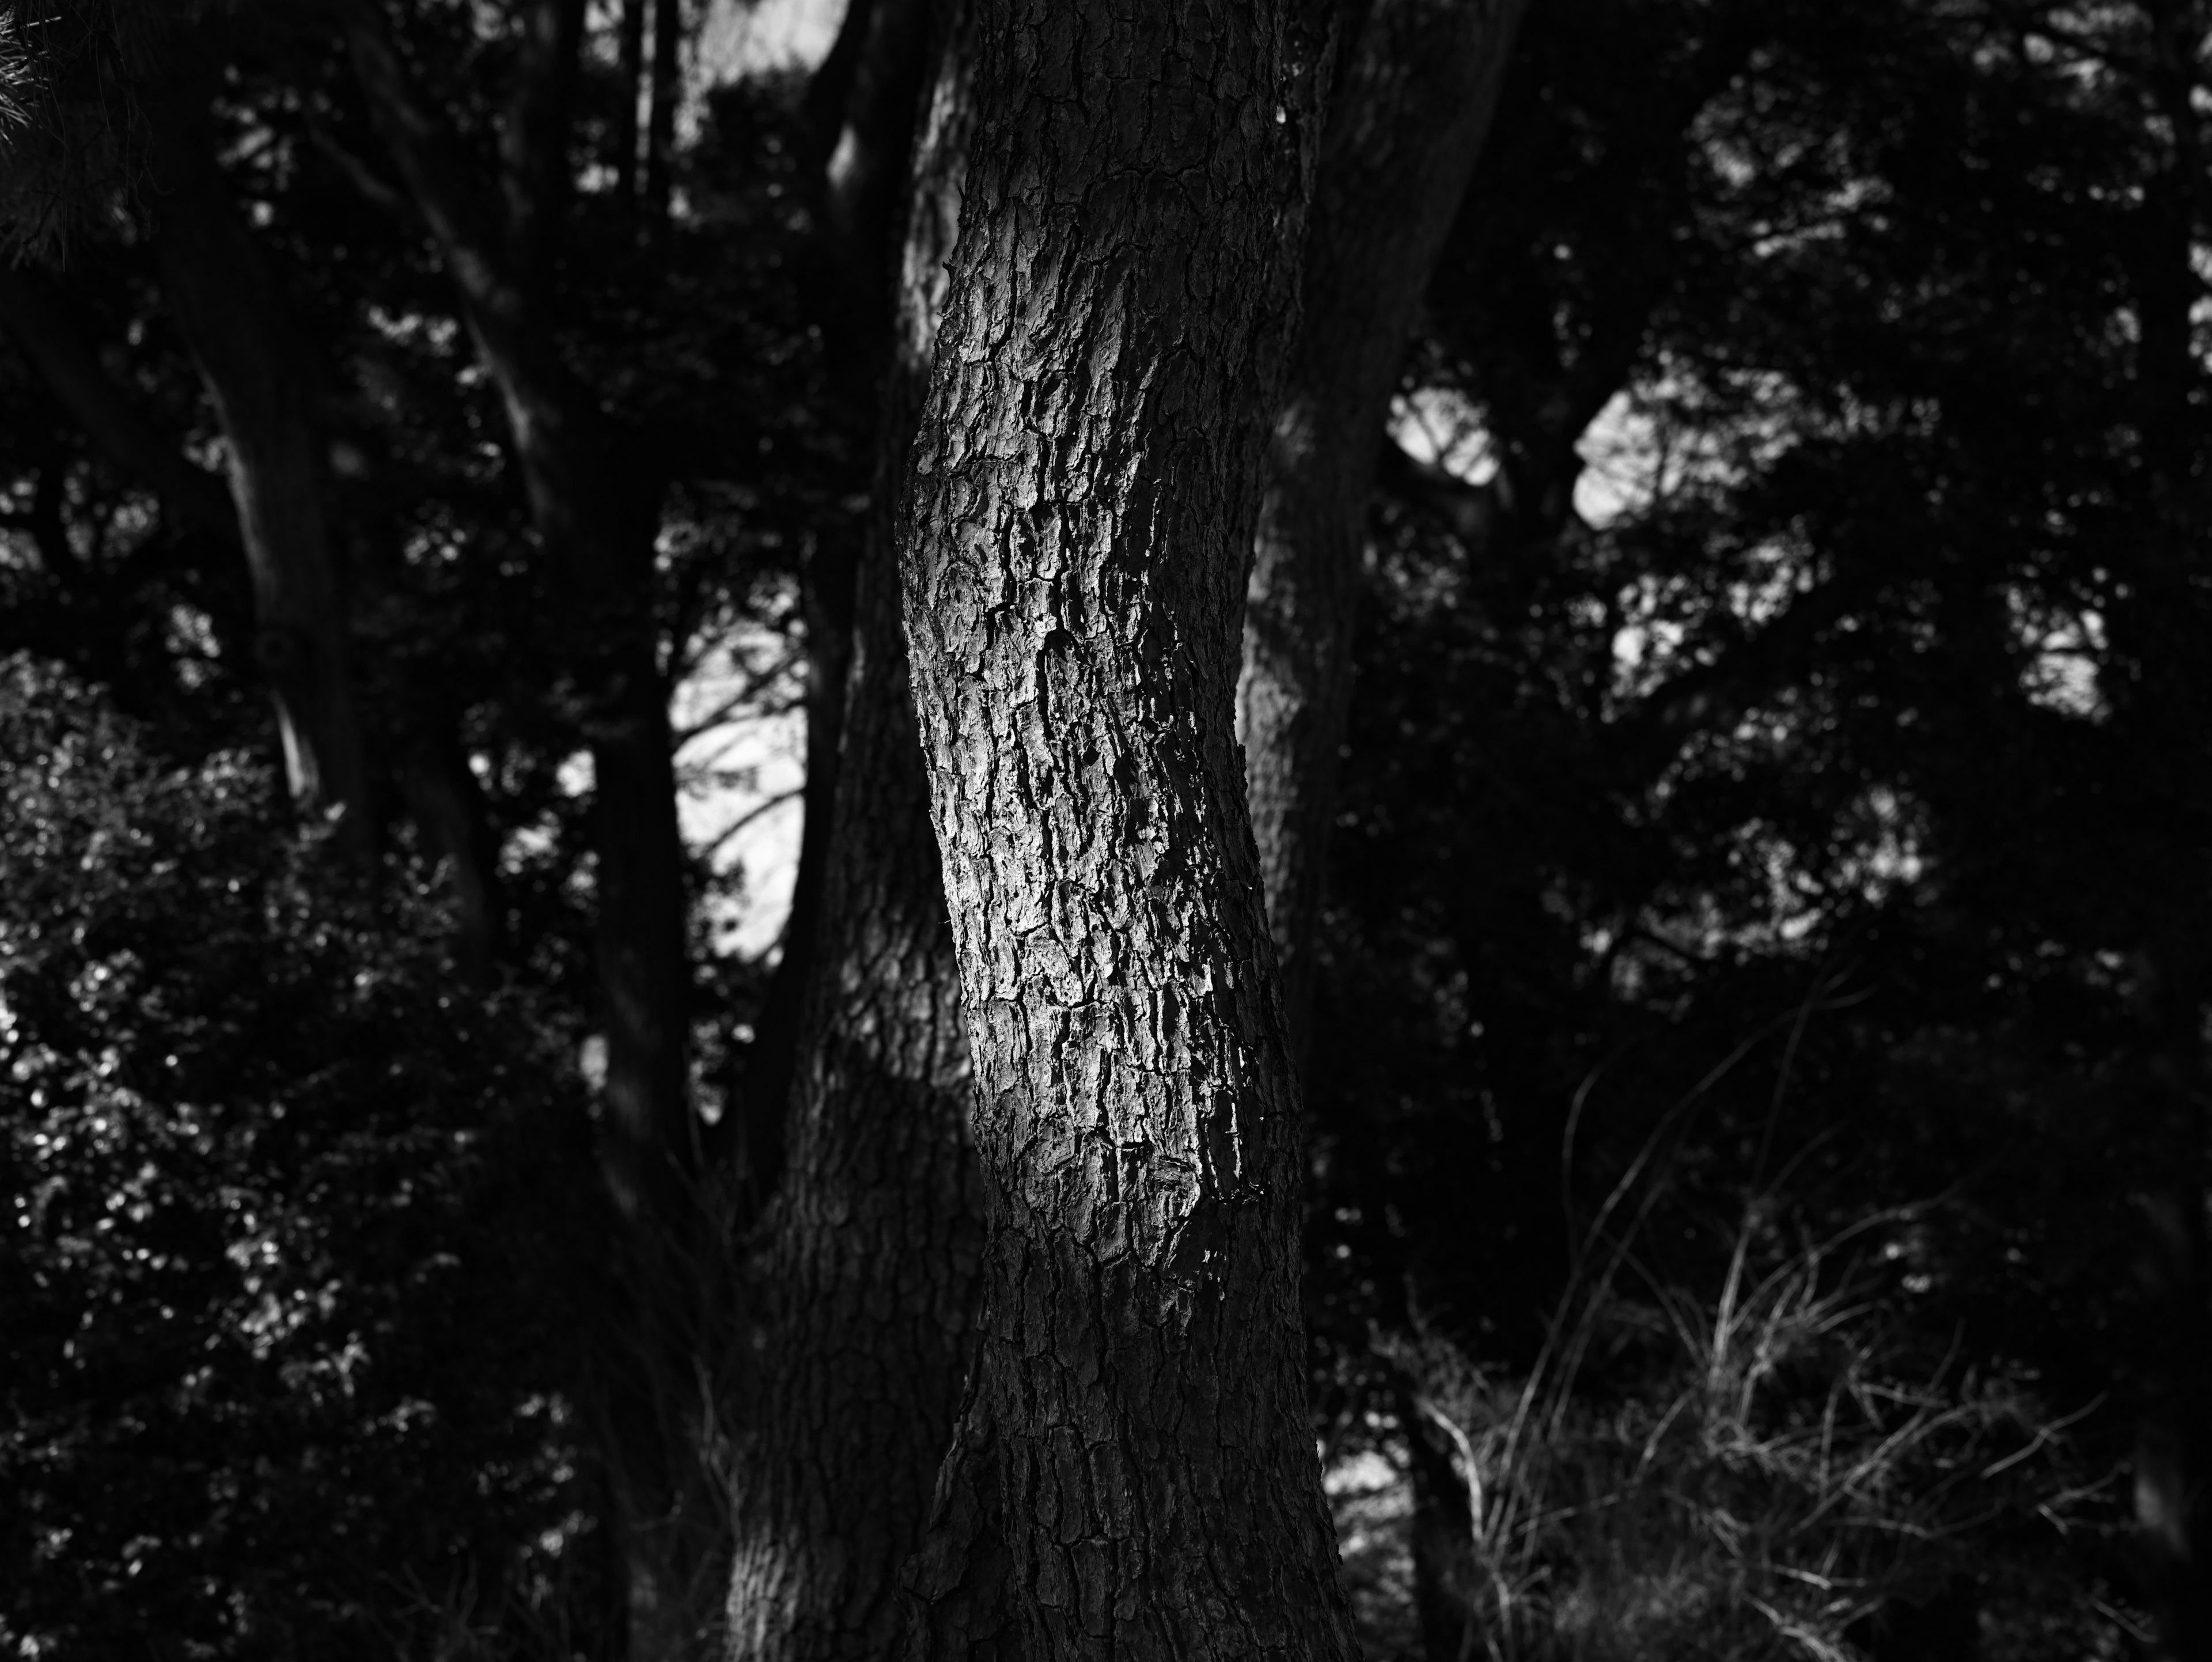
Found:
<box><xmin>147</xmin><ymin>83</ymin><xmax>374</xmax><ymax>863</ymax></box>
<box><xmin>724</xmin><ymin>21</ymin><xmax>981</xmax><ymax>1659</ymax></box>
<box><xmin>895</xmin><ymin>3</ymin><xmax>1360</xmax><ymax>1656</ymax></box>
<box><xmin>721</xmin><ymin>545</ymin><xmax>975</xmax><ymax>1662</ymax></box>
<box><xmin>1238</xmin><ymin>0</ymin><xmax>1525</xmax><ymax>1070</ymax></box>
<box><xmin>742</xmin><ymin>0</ymin><xmax>934</xmax><ymax>1200</ymax></box>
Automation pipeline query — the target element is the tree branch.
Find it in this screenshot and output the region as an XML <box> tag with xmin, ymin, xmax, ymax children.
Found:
<box><xmin>0</xmin><ymin>269</ymin><xmax>238</xmax><ymax>544</ymax></box>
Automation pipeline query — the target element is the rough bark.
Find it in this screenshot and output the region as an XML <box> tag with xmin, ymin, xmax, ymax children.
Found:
<box><xmin>743</xmin><ymin>0</ymin><xmax>934</xmax><ymax>1202</ymax></box>
<box><xmin>1238</xmin><ymin>0</ymin><xmax>1525</xmax><ymax>1073</ymax></box>
<box><xmin>145</xmin><ymin>81</ymin><xmax>375</xmax><ymax>865</ymax></box>
<box><xmin>722</xmin><ymin>515</ymin><xmax>976</xmax><ymax>1662</ymax></box>
<box><xmin>349</xmin><ymin>18</ymin><xmax>712</xmax><ymax>1656</ymax></box>
<box><xmin>723</xmin><ymin>20</ymin><xmax>982</xmax><ymax>1660</ymax></box>
<box><xmin>893</xmin><ymin>3</ymin><xmax>1360</xmax><ymax>1656</ymax></box>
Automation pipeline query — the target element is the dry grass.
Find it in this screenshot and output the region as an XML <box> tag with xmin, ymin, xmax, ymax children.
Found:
<box><xmin>1335</xmin><ymin>1000</ymin><xmax>2117</xmax><ymax>1662</ymax></box>
<box><xmin>1339</xmin><ymin>1217</ymin><xmax>2108</xmax><ymax>1662</ymax></box>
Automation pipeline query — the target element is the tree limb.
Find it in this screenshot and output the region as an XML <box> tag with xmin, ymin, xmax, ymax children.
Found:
<box><xmin>0</xmin><ymin>268</ymin><xmax>238</xmax><ymax>544</ymax></box>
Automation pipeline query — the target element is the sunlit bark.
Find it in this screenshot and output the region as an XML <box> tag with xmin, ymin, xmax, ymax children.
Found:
<box><xmin>894</xmin><ymin>2</ymin><xmax>1360</xmax><ymax>1653</ymax></box>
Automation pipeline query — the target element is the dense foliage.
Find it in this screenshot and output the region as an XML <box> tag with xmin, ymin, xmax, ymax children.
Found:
<box><xmin>1305</xmin><ymin>0</ymin><xmax>2206</xmax><ymax>1654</ymax></box>
<box><xmin>0</xmin><ymin>657</ymin><xmax>609</xmax><ymax>1658</ymax></box>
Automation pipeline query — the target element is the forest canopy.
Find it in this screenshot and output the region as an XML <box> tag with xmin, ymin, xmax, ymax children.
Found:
<box><xmin>1</xmin><ymin>1</ymin><xmax>2206</xmax><ymax>1660</ymax></box>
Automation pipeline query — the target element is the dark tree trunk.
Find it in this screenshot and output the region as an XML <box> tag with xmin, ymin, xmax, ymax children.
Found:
<box><xmin>893</xmin><ymin>2</ymin><xmax>1360</xmax><ymax>1655</ymax></box>
<box><xmin>1239</xmin><ymin>0</ymin><xmax>1525</xmax><ymax>1074</ymax></box>
<box><xmin>0</xmin><ymin>271</ymin><xmax>236</xmax><ymax>544</ymax></box>
<box><xmin>348</xmin><ymin>21</ymin><xmax>714</xmax><ymax>1657</ymax></box>
<box><xmin>643</xmin><ymin>0</ymin><xmax>683</xmax><ymax>242</ymax></box>
<box><xmin>1401</xmin><ymin>1398</ymin><xmax>1478</xmax><ymax>1662</ymax></box>
<box><xmin>722</xmin><ymin>507</ymin><xmax>975</xmax><ymax>1662</ymax></box>
<box><xmin>146</xmin><ymin>81</ymin><xmax>374</xmax><ymax>865</ymax></box>
<box><xmin>348</xmin><ymin>2</ymin><xmax>692</xmax><ymax>1232</ymax></box>
<box><xmin>2118</xmin><ymin>26</ymin><xmax>2212</xmax><ymax>1650</ymax></box>
<box><xmin>805</xmin><ymin>0</ymin><xmax>931</xmax><ymax>404</ymax></box>
<box><xmin>741</xmin><ymin>0</ymin><xmax>934</xmax><ymax>1202</ymax></box>
<box><xmin>724</xmin><ymin>19</ymin><xmax>981</xmax><ymax>1660</ymax></box>
<box><xmin>394</xmin><ymin>718</ymin><xmax>506</xmax><ymax>979</ymax></box>
<box><xmin>0</xmin><ymin>266</ymin><xmax>506</xmax><ymax>966</ymax></box>
<box><xmin>503</xmin><ymin>0</ymin><xmax>587</xmax><ymax>283</ymax></box>
<box><xmin>615</xmin><ymin>0</ymin><xmax>647</xmax><ymax>213</ymax></box>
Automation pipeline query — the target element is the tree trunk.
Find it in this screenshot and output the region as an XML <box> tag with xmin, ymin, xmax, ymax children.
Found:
<box><xmin>644</xmin><ymin>0</ymin><xmax>684</xmax><ymax>243</ymax></box>
<box><xmin>615</xmin><ymin>0</ymin><xmax>647</xmax><ymax>213</ymax></box>
<box><xmin>0</xmin><ymin>271</ymin><xmax>237</xmax><ymax>544</ymax></box>
<box><xmin>146</xmin><ymin>79</ymin><xmax>375</xmax><ymax>865</ymax></box>
<box><xmin>2118</xmin><ymin>29</ymin><xmax>2212</xmax><ymax>1649</ymax></box>
<box><xmin>1402</xmin><ymin>1399</ymin><xmax>1479</xmax><ymax>1662</ymax></box>
<box><xmin>395</xmin><ymin>717</ymin><xmax>506</xmax><ymax>980</ymax></box>
<box><xmin>724</xmin><ymin>19</ymin><xmax>981</xmax><ymax>1659</ymax></box>
<box><xmin>1238</xmin><ymin>0</ymin><xmax>1525</xmax><ymax>1073</ymax></box>
<box><xmin>347</xmin><ymin>22</ymin><xmax>715</xmax><ymax>1656</ymax></box>
<box><xmin>502</xmin><ymin>0</ymin><xmax>586</xmax><ymax>284</ymax></box>
<box><xmin>741</xmin><ymin>0</ymin><xmax>934</xmax><ymax>1201</ymax></box>
<box><xmin>893</xmin><ymin>3</ymin><xmax>1360</xmax><ymax>1655</ymax></box>
<box><xmin>722</xmin><ymin>500</ymin><xmax>976</xmax><ymax>1662</ymax></box>
<box><xmin>0</xmin><ymin>265</ymin><xmax>507</xmax><ymax>968</ymax></box>
<box><xmin>348</xmin><ymin>0</ymin><xmax>693</xmax><ymax>1229</ymax></box>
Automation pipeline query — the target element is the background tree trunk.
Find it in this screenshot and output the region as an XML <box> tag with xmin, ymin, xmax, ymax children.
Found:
<box><xmin>1239</xmin><ymin>0</ymin><xmax>1526</xmax><ymax>1072</ymax></box>
<box><xmin>0</xmin><ymin>257</ymin><xmax>508</xmax><ymax>974</ymax></box>
<box><xmin>0</xmin><ymin>271</ymin><xmax>236</xmax><ymax>544</ymax></box>
<box><xmin>347</xmin><ymin>21</ymin><xmax>713</xmax><ymax>1655</ymax></box>
<box><xmin>725</xmin><ymin>18</ymin><xmax>981</xmax><ymax>1659</ymax></box>
<box><xmin>615</xmin><ymin>0</ymin><xmax>647</xmax><ymax>214</ymax></box>
<box><xmin>740</xmin><ymin>0</ymin><xmax>934</xmax><ymax>1205</ymax></box>
<box><xmin>148</xmin><ymin>80</ymin><xmax>374</xmax><ymax>865</ymax></box>
<box><xmin>643</xmin><ymin>0</ymin><xmax>684</xmax><ymax>243</ymax></box>
<box><xmin>2113</xmin><ymin>20</ymin><xmax>2212</xmax><ymax>1649</ymax></box>
<box><xmin>893</xmin><ymin>2</ymin><xmax>1359</xmax><ymax>1655</ymax></box>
